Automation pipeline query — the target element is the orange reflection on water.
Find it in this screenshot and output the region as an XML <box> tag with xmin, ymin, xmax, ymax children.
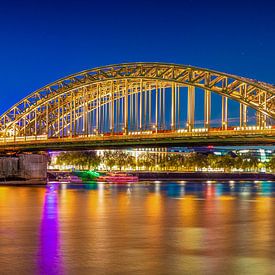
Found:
<box><xmin>179</xmin><ymin>195</ymin><xmax>198</xmax><ymax>227</ymax></box>
<box><xmin>146</xmin><ymin>192</ymin><xmax>163</xmax><ymax>221</ymax></box>
<box><xmin>252</xmin><ymin>196</ymin><xmax>273</xmax><ymax>258</ymax></box>
<box><xmin>1</xmin><ymin>182</ymin><xmax>275</xmax><ymax>274</ymax></box>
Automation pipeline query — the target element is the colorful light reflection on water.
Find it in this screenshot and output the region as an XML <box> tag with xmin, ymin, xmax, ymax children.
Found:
<box><xmin>37</xmin><ymin>184</ymin><xmax>63</xmax><ymax>274</ymax></box>
<box><xmin>0</xmin><ymin>181</ymin><xmax>275</xmax><ymax>274</ymax></box>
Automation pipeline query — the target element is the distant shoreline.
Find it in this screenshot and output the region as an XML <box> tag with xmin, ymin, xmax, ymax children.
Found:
<box><xmin>0</xmin><ymin>178</ymin><xmax>46</xmax><ymax>186</ymax></box>
<box><xmin>1</xmin><ymin>172</ymin><xmax>275</xmax><ymax>185</ymax></box>
<box><xmin>131</xmin><ymin>171</ymin><xmax>275</xmax><ymax>181</ymax></box>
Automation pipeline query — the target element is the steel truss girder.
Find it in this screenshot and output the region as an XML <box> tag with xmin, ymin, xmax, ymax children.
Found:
<box><xmin>1</xmin><ymin>62</ymin><xmax>275</xmax><ymax>137</ymax></box>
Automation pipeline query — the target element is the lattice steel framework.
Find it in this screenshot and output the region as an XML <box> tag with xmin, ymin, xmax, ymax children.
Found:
<box><xmin>1</xmin><ymin>62</ymin><xmax>275</xmax><ymax>140</ymax></box>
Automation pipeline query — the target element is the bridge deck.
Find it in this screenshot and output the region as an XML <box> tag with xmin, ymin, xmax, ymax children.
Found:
<box><xmin>0</xmin><ymin>129</ymin><xmax>275</xmax><ymax>152</ymax></box>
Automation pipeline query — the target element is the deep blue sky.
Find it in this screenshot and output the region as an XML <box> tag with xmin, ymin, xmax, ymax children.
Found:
<box><xmin>1</xmin><ymin>0</ymin><xmax>275</xmax><ymax>117</ymax></box>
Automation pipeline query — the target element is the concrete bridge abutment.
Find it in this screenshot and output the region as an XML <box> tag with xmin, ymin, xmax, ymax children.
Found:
<box><xmin>0</xmin><ymin>154</ymin><xmax>48</xmax><ymax>184</ymax></box>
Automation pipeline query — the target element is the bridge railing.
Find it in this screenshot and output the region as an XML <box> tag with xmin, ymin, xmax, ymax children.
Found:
<box><xmin>0</xmin><ymin>128</ymin><xmax>275</xmax><ymax>145</ymax></box>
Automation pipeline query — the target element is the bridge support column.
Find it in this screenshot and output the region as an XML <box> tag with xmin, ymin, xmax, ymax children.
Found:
<box><xmin>116</xmin><ymin>94</ymin><xmax>120</xmax><ymax>132</ymax></box>
<box><xmin>135</xmin><ymin>90</ymin><xmax>138</xmax><ymax>131</ymax></box>
<box><xmin>161</xmin><ymin>86</ymin><xmax>165</xmax><ymax>129</ymax></box>
<box><xmin>83</xmin><ymin>89</ymin><xmax>88</xmax><ymax>136</ymax></box>
<box><xmin>171</xmin><ymin>83</ymin><xmax>176</xmax><ymax>130</ymax></box>
<box><xmin>124</xmin><ymin>80</ymin><xmax>128</xmax><ymax>134</ymax></box>
<box><xmin>177</xmin><ymin>85</ymin><xmax>180</xmax><ymax>128</ymax></box>
<box><xmin>146</xmin><ymin>89</ymin><xmax>148</xmax><ymax>130</ymax></box>
<box><xmin>73</xmin><ymin>93</ymin><xmax>77</xmax><ymax>136</ymax></box>
<box><xmin>69</xmin><ymin>93</ymin><xmax>72</xmax><ymax>137</ymax></box>
<box><xmin>187</xmin><ymin>86</ymin><xmax>195</xmax><ymax>131</ymax></box>
<box><xmin>110</xmin><ymin>81</ymin><xmax>114</xmax><ymax>134</ymax></box>
<box><xmin>96</xmin><ymin>84</ymin><xmax>100</xmax><ymax>134</ymax></box>
<box><xmin>257</xmin><ymin>93</ymin><xmax>267</xmax><ymax>129</ymax></box>
<box><xmin>57</xmin><ymin>97</ymin><xmax>60</xmax><ymax>138</ymax></box>
<box><xmin>130</xmin><ymin>87</ymin><xmax>134</xmax><ymax>132</ymax></box>
<box><xmin>139</xmin><ymin>80</ymin><xmax>143</xmax><ymax>130</ymax></box>
<box><xmin>155</xmin><ymin>81</ymin><xmax>158</xmax><ymax>132</ymax></box>
<box><xmin>257</xmin><ymin>112</ymin><xmax>267</xmax><ymax>129</ymax></box>
<box><xmin>149</xmin><ymin>88</ymin><xmax>152</xmax><ymax>129</ymax></box>
<box><xmin>34</xmin><ymin>108</ymin><xmax>37</xmax><ymax>138</ymax></box>
<box><xmin>240</xmin><ymin>103</ymin><xmax>247</xmax><ymax>128</ymax></box>
<box><xmin>46</xmin><ymin>103</ymin><xmax>49</xmax><ymax>137</ymax></box>
<box><xmin>222</xmin><ymin>96</ymin><xmax>228</xmax><ymax>130</ymax></box>
<box><xmin>204</xmin><ymin>90</ymin><xmax>211</xmax><ymax>129</ymax></box>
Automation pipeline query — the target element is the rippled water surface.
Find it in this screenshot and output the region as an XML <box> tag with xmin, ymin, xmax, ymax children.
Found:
<box><xmin>1</xmin><ymin>181</ymin><xmax>275</xmax><ymax>274</ymax></box>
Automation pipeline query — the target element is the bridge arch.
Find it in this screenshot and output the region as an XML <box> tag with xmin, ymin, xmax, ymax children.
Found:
<box><xmin>1</xmin><ymin>62</ymin><xmax>275</xmax><ymax>139</ymax></box>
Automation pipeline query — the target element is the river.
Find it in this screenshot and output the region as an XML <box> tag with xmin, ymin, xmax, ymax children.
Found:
<box><xmin>0</xmin><ymin>181</ymin><xmax>275</xmax><ymax>274</ymax></box>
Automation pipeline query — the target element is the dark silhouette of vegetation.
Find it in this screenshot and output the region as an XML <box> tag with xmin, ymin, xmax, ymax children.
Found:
<box><xmin>103</xmin><ymin>151</ymin><xmax>135</xmax><ymax>170</ymax></box>
<box><xmin>56</xmin><ymin>151</ymin><xmax>100</xmax><ymax>170</ymax></box>
<box><xmin>55</xmin><ymin>150</ymin><xmax>273</xmax><ymax>173</ymax></box>
<box><xmin>267</xmin><ymin>156</ymin><xmax>275</xmax><ymax>172</ymax></box>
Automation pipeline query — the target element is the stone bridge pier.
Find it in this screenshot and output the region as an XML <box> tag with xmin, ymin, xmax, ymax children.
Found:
<box><xmin>0</xmin><ymin>154</ymin><xmax>48</xmax><ymax>183</ymax></box>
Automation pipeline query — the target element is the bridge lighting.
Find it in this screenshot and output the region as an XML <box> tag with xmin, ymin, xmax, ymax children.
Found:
<box><xmin>191</xmin><ymin>128</ymin><xmax>208</xmax><ymax>133</ymax></box>
<box><xmin>1</xmin><ymin>63</ymin><xmax>275</xmax><ymax>147</ymax></box>
<box><xmin>128</xmin><ymin>131</ymin><xmax>153</xmax><ymax>135</ymax></box>
<box><xmin>234</xmin><ymin>125</ymin><xmax>273</xmax><ymax>131</ymax></box>
<box><xmin>177</xmin><ymin>129</ymin><xmax>188</xmax><ymax>133</ymax></box>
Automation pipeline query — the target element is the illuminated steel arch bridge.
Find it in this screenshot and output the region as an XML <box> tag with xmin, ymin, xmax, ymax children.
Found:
<box><xmin>1</xmin><ymin>62</ymin><xmax>275</xmax><ymax>151</ymax></box>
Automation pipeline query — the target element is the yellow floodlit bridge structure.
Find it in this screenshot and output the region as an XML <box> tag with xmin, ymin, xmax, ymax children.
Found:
<box><xmin>1</xmin><ymin>62</ymin><xmax>275</xmax><ymax>152</ymax></box>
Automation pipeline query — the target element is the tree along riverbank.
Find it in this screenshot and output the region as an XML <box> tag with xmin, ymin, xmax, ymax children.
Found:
<box><xmin>55</xmin><ymin>150</ymin><xmax>275</xmax><ymax>173</ymax></box>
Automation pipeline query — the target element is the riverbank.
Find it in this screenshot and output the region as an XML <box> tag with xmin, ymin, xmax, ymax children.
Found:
<box><xmin>2</xmin><ymin>171</ymin><xmax>275</xmax><ymax>185</ymax></box>
<box><xmin>49</xmin><ymin>170</ymin><xmax>275</xmax><ymax>182</ymax></box>
<box><xmin>0</xmin><ymin>178</ymin><xmax>46</xmax><ymax>185</ymax></box>
<box><xmin>130</xmin><ymin>171</ymin><xmax>275</xmax><ymax>181</ymax></box>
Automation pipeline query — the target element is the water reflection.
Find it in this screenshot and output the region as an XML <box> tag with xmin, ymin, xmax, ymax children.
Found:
<box><xmin>1</xmin><ymin>181</ymin><xmax>275</xmax><ymax>274</ymax></box>
<box><xmin>37</xmin><ymin>184</ymin><xmax>63</xmax><ymax>274</ymax></box>
<box><xmin>260</xmin><ymin>182</ymin><xmax>272</xmax><ymax>196</ymax></box>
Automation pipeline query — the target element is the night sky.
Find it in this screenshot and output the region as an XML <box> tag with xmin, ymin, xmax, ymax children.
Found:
<box><xmin>1</xmin><ymin>0</ymin><xmax>275</xmax><ymax>119</ymax></box>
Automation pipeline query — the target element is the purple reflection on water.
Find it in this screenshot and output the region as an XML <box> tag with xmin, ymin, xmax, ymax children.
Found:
<box><xmin>37</xmin><ymin>184</ymin><xmax>63</xmax><ymax>274</ymax></box>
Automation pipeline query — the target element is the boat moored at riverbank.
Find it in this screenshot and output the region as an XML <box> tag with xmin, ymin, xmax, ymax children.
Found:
<box><xmin>97</xmin><ymin>172</ymin><xmax>139</xmax><ymax>183</ymax></box>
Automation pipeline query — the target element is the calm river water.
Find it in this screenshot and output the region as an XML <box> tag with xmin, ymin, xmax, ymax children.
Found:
<box><xmin>1</xmin><ymin>181</ymin><xmax>275</xmax><ymax>274</ymax></box>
